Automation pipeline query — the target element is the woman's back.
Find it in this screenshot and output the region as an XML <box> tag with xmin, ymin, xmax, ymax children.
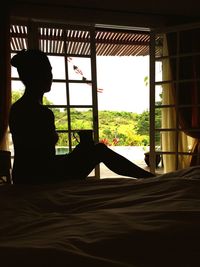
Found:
<box><xmin>9</xmin><ymin>95</ymin><xmax>58</xmax><ymax>183</ymax></box>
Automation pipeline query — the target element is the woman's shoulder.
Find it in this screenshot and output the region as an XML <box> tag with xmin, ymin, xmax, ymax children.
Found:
<box><xmin>10</xmin><ymin>96</ymin><xmax>55</xmax><ymax>122</ymax></box>
<box><xmin>40</xmin><ymin>104</ymin><xmax>54</xmax><ymax>117</ymax></box>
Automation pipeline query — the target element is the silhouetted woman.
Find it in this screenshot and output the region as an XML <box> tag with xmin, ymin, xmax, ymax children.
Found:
<box><xmin>9</xmin><ymin>49</ymin><xmax>155</xmax><ymax>184</ymax></box>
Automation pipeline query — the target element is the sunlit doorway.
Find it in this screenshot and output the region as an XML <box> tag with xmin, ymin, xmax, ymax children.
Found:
<box><xmin>96</xmin><ymin>55</ymin><xmax>152</xmax><ymax>178</ymax></box>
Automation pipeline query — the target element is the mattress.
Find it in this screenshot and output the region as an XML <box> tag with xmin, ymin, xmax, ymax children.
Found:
<box><xmin>1</xmin><ymin>166</ymin><xmax>200</xmax><ymax>266</ymax></box>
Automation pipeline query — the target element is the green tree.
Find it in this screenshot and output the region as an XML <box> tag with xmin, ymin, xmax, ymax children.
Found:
<box><xmin>135</xmin><ymin>109</ymin><xmax>161</xmax><ymax>146</ymax></box>
<box><xmin>11</xmin><ymin>90</ymin><xmax>23</xmax><ymax>103</ymax></box>
<box><xmin>135</xmin><ymin>111</ymin><xmax>149</xmax><ymax>136</ymax></box>
<box><xmin>12</xmin><ymin>90</ymin><xmax>53</xmax><ymax>106</ymax></box>
<box><xmin>11</xmin><ymin>91</ymin><xmax>159</xmax><ymax>147</ymax></box>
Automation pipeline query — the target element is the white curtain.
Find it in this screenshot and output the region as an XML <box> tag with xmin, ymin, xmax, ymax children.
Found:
<box><xmin>161</xmin><ymin>35</ymin><xmax>192</xmax><ymax>172</ymax></box>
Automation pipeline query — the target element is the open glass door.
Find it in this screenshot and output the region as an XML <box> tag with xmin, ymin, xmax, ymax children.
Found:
<box><xmin>10</xmin><ymin>21</ymin><xmax>100</xmax><ymax>177</ymax></box>
<box><xmin>11</xmin><ymin>21</ymin><xmax>153</xmax><ymax>178</ymax></box>
<box><xmin>150</xmin><ymin>22</ymin><xmax>200</xmax><ymax>174</ymax></box>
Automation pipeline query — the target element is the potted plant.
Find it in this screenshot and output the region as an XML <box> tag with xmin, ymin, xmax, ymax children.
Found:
<box><xmin>144</xmin><ymin>151</ymin><xmax>161</xmax><ymax>168</ymax></box>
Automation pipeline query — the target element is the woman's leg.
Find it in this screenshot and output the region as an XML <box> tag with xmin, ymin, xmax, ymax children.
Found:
<box><xmin>66</xmin><ymin>143</ymin><xmax>155</xmax><ymax>179</ymax></box>
<box><xmin>94</xmin><ymin>143</ymin><xmax>155</xmax><ymax>178</ymax></box>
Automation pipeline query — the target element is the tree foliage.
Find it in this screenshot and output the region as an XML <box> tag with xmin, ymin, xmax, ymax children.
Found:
<box><xmin>11</xmin><ymin>91</ymin><xmax>161</xmax><ymax>147</ymax></box>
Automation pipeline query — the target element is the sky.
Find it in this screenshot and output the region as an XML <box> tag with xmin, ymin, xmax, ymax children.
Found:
<box><xmin>48</xmin><ymin>55</ymin><xmax>152</xmax><ymax>114</ymax></box>
<box><xmin>96</xmin><ymin>56</ymin><xmax>150</xmax><ymax>113</ymax></box>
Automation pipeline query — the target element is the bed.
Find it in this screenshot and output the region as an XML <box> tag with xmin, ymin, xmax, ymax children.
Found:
<box><xmin>1</xmin><ymin>166</ymin><xmax>200</xmax><ymax>267</ymax></box>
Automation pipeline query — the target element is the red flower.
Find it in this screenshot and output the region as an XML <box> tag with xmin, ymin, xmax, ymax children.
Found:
<box><xmin>100</xmin><ymin>138</ymin><xmax>110</xmax><ymax>146</ymax></box>
<box><xmin>113</xmin><ymin>137</ymin><xmax>119</xmax><ymax>145</ymax></box>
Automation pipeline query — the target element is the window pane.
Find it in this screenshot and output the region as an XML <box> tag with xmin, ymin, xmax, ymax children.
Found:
<box><xmin>11</xmin><ymin>53</ymin><xmax>19</xmax><ymax>78</ymax></box>
<box><xmin>67</xmin><ymin>57</ymin><xmax>91</xmax><ymax>81</ymax></box>
<box><xmin>177</xmin><ymin>82</ymin><xmax>200</xmax><ymax>106</ymax></box>
<box><xmin>160</xmin><ymin>131</ymin><xmax>177</xmax><ymax>153</ymax></box>
<box><xmin>49</xmin><ymin>107</ymin><xmax>68</xmax><ymax>131</ymax></box>
<box><xmin>155</xmin><ymin>84</ymin><xmax>175</xmax><ymax>106</ymax></box>
<box><xmin>166</xmin><ymin>32</ymin><xmax>178</xmax><ymax>56</ymax></box>
<box><xmin>56</xmin><ymin>133</ymin><xmax>69</xmax><ymax>154</ymax></box>
<box><xmin>179</xmin><ymin>29</ymin><xmax>200</xmax><ymax>54</ymax></box>
<box><xmin>70</xmin><ymin>108</ymin><xmax>93</xmax><ymax>130</ymax></box>
<box><xmin>69</xmin><ymin>83</ymin><xmax>92</xmax><ymax>105</ymax></box>
<box><xmin>179</xmin><ymin>56</ymin><xmax>200</xmax><ymax>80</ymax></box>
<box><xmin>11</xmin><ymin>66</ymin><xmax>19</xmax><ymax>78</ymax></box>
<box><xmin>155</xmin><ymin>107</ymin><xmax>161</xmax><ymax>129</ymax></box>
<box><xmin>11</xmin><ymin>81</ymin><xmax>25</xmax><ymax>103</ymax></box>
<box><xmin>48</xmin><ymin>55</ymin><xmax>65</xmax><ymax>79</ymax></box>
<box><xmin>178</xmin><ymin>154</ymin><xmax>192</xmax><ymax>168</ymax></box>
<box><xmin>160</xmin><ymin>107</ymin><xmax>176</xmax><ymax>129</ymax></box>
<box><xmin>155</xmin><ymin>85</ymin><xmax>162</xmax><ymax>104</ymax></box>
<box><xmin>155</xmin><ymin>61</ymin><xmax>162</xmax><ymax>82</ymax></box>
<box><xmin>155</xmin><ymin>34</ymin><xmax>164</xmax><ymax>58</ymax></box>
<box><xmin>178</xmin><ymin>131</ymin><xmax>194</xmax><ymax>153</ymax></box>
<box><xmin>45</xmin><ymin>82</ymin><xmax>67</xmax><ymax>105</ymax></box>
<box><xmin>56</xmin><ymin>133</ymin><xmax>81</xmax><ymax>153</ymax></box>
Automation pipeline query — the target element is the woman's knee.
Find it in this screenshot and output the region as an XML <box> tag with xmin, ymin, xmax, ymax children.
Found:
<box><xmin>95</xmin><ymin>143</ymin><xmax>108</xmax><ymax>154</ymax></box>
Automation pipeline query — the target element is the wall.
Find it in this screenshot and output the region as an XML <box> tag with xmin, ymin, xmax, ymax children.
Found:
<box><xmin>9</xmin><ymin>1</ymin><xmax>192</xmax><ymax>29</ymax></box>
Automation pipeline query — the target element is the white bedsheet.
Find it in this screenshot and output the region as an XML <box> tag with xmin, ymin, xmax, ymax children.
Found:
<box><xmin>1</xmin><ymin>166</ymin><xmax>200</xmax><ymax>266</ymax></box>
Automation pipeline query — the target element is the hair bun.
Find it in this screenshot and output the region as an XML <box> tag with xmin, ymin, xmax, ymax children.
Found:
<box><xmin>11</xmin><ymin>49</ymin><xmax>27</xmax><ymax>68</ymax></box>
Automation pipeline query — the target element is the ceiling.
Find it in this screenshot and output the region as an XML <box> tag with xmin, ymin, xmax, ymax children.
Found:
<box><xmin>9</xmin><ymin>0</ymin><xmax>200</xmax><ymax>57</ymax></box>
<box><xmin>11</xmin><ymin>0</ymin><xmax>200</xmax><ymax>18</ymax></box>
<box><xmin>10</xmin><ymin>24</ymin><xmax>152</xmax><ymax>56</ymax></box>
<box><xmin>10</xmin><ymin>0</ymin><xmax>200</xmax><ymax>28</ymax></box>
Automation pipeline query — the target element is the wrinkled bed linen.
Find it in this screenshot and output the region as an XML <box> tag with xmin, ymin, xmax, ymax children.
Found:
<box><xmin>1</xmin><ymin>166</ymin><xmax>200</xmax><ymax>267</ymax></box>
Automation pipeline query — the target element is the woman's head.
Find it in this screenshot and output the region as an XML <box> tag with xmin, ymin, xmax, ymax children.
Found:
<box><xmin>11</xmin><ymin>49</ymin><xmax>52</xmax><ymax>93</ymax></box>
